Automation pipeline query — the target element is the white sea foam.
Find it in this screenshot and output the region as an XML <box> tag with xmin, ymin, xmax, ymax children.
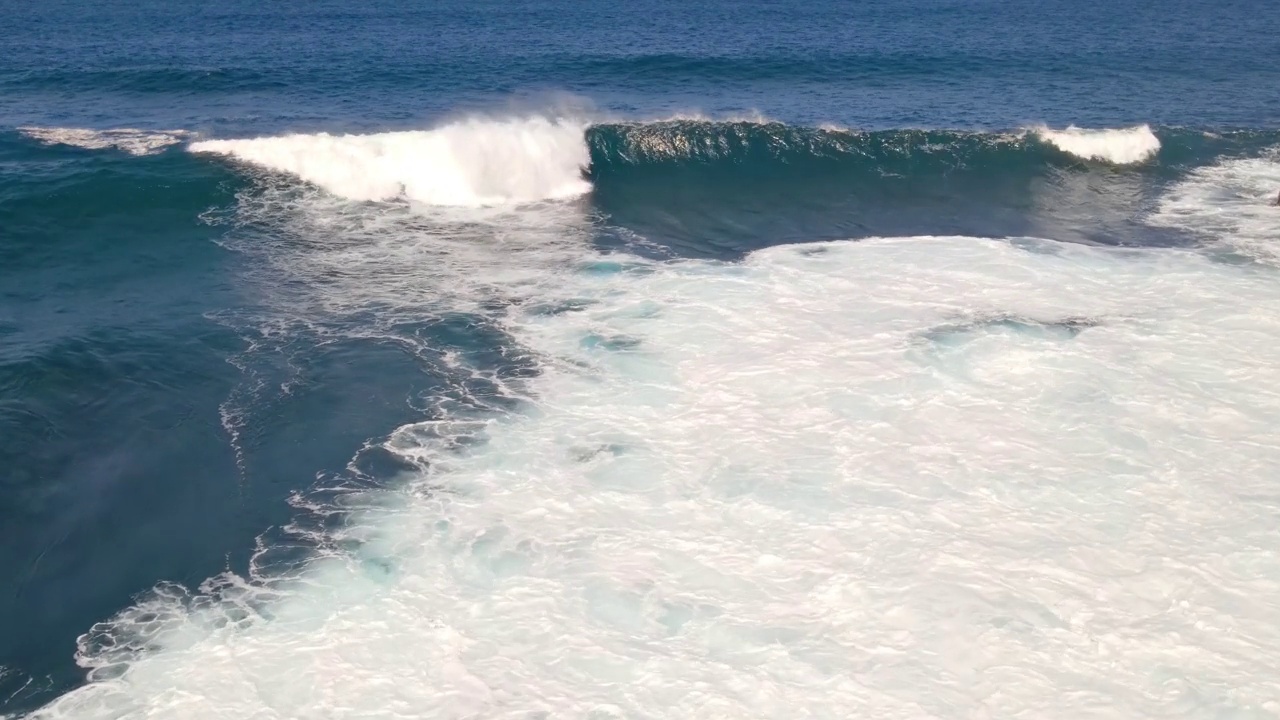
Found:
<box><xmin>1147</xmin><ymin>148</ymin><xmax>1280</xmax><ymax>263</ymax></box>
<box><xmin>189</xmin><ymin>117</ymin><xmax>593</xmax><ymax>207</ymax></box>
<box><xmin>27</xmin><ymin>223</ymin><xmax>1280</xmax><ymax>718</ymax></box>
<box><xmin>17</xmin><ymin>127</ymin><xmax>192</xmax><ymax>156</ymax></box>
<box><xmin>1034</xmin><ymin>124</ymin><xmax>1161</xmax><ymax>164</ymax></box>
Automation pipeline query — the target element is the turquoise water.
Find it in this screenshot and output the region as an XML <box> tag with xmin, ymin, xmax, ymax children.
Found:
<box><xmin>3</xmin><ymin>1</ymin><xmax>1280</xmax><ymax>717</ymax></box>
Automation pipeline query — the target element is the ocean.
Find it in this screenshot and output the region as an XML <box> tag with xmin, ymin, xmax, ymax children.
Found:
<box><xmin>2</xmin><ymin>0</ymin><xmax>1279</xmax><ymax>717</ymax></box>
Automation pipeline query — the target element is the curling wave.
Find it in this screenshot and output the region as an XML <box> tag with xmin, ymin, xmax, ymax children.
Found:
<box><xmin>588</xmin><ymin>121</ymin><xmax>1164</xmax><ymax>172</ymax></box>
<box><xmin>181</xmin><ymin>118</ymin><xmax>1177</xmax><ymax>208</ymax></box>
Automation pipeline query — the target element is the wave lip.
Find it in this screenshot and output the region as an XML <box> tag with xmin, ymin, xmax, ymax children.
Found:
<box><xmin>189</xmin><ymin>116</ymin><xmax>593</xmax><ymax>207</ymax></box>
<box><xmin>1032</xmin><ymin>124</ymin><xmax>1161</xmax><ymax>164</ymax></box>
<box><xmin>17</xmin><ymin>127</ymin><xmax>192</xmax><ymax>156</ymax></box>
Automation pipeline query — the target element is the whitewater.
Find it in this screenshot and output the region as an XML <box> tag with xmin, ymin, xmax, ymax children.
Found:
<box><xmin>16</xmin><ymin>116</ymin><xmax>1280</xmax><ymax>719</ymax></box>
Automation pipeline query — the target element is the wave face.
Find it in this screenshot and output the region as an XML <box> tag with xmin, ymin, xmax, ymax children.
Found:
<box><xmin>176</xmin><ymin>118</ymin><xmax>1280</xmax><ymax>258</ymax></box>
<box><xmin>177</xmin><ymin>119</ymin><xmax>1204</xmax><ymax>256</ymax></box>
<box><xmin>588</xmin><ymin>121</ymin><xmax>1163</xmax><ymax>173</ymax></box>
<box><xmin>11</xmin><ymin>118</ymin><xmax>1280</xmax><ymax>256</ymax></box>
<box><xmin>582</xmin><ymin>121</ymin><xmax>1280</xmax><ymax>253</ymax></box>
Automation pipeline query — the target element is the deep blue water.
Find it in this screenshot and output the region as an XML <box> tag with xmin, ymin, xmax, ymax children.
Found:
<box><xmin>2</xmin><ymin>0</ymin><xmax>1279</xmax><ymax>715</ymax></box>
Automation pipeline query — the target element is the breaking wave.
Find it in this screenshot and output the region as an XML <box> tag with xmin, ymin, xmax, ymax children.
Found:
<box><xmin>19</xmin><ymin>117</ymin><xmax>1272</xmax><ymax>213</ymax></box>
<box><xmin>189</xmin><ymin>117</ymin><xmax>592</xmax><ymax>207</ymax></box>
<box><xmin>178</xmin><ymin>117</ymin><xmax>1177</xmax><ymax>210</ymax></box>
<box><xmin>1031</xmin><ymin>124</ymin><xmax>1161</xmax><ymax>164</ymax></box>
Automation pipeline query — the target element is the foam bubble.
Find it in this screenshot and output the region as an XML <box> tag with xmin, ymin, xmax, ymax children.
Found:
<box><xmin>190</xmin><ymin>117</ymin><xmax>593</xmax><ymax>207</ymax></box>
<box><xmin>17</xmin><ymin>127</ymin><xmax>192</xmax><ymax>156</ymax></box>
<box><xmin>1147</xmin><ymin>148</ymin><xmax>1280</xmax><ymax>263</ymax></box>
<box><xmin>1034</xmin><ymin>124</ymin><xmax>1161</xmax><ymax>164</ymax></box>
<box><xmin>28</xmin><ymin>232</ymin><xmax>1280</xmax><ymax>719</ymax></box>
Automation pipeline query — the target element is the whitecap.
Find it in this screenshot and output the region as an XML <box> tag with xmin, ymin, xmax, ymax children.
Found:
<box><xmin>1033</xmin><ymin>124</ymin><xmax>1161</xmax><ymax>164</ymax></box>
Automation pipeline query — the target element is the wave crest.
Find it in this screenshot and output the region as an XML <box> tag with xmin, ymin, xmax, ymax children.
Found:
<box><xmin>1032</xmin><ymin>124</ymin><xmax>1161</xmax><ymax>164</ymax></box>
<box><xmin>189</xmin><ymin>117</ymin><xmax>593</xmax><ymax>207</ymax></box>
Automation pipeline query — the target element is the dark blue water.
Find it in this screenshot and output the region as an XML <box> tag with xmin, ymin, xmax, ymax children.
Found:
<box><xmin>2</xmin><ymin>0</ymin><xmax>1279</xmax><ymax>715</ymax></box>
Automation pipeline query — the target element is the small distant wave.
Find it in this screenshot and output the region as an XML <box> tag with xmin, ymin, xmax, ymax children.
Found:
<box><xmin>1032</xmin><ymin>124</ymin><xmax>1161</xmax><ymax>165</ymax></box>
<box><xmin>1</xmin><ymin>66</ymin><xmax>282</xmax><ymax>95</ymax></box>
<box><xmin>18</xmin><ymin>127</ymin><xmax>193</xmax><ymax>156</ymax></box>
<box><xmin>189</xmin><ymin>117</ymin><xmax>592</xmax><ymax>207</ymax></box>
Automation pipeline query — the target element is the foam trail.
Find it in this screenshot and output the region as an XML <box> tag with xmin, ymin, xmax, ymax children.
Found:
<box><xmin>27</xmin><ymin>233</ymin><xmax>1280</xmax><ymax>719</ymax></box>
<box><xmin>190</xmin><ymin>117</ymin><xmax>593</xmax><ymax>206</ymax></box>
<box><xmin>1034</xmin><ymin>124</ymin><xmax>1160</xmax><ymax>164</ymax></box>
<box><xmin>1148</xmin><ymin>148</ymin><xmax>1280</xmax><ymax>262</ymax></box>
<box><xmin>17</xmin><ymin>127</ymin><xmax>192</xmax><ymax>156</ymax></box>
